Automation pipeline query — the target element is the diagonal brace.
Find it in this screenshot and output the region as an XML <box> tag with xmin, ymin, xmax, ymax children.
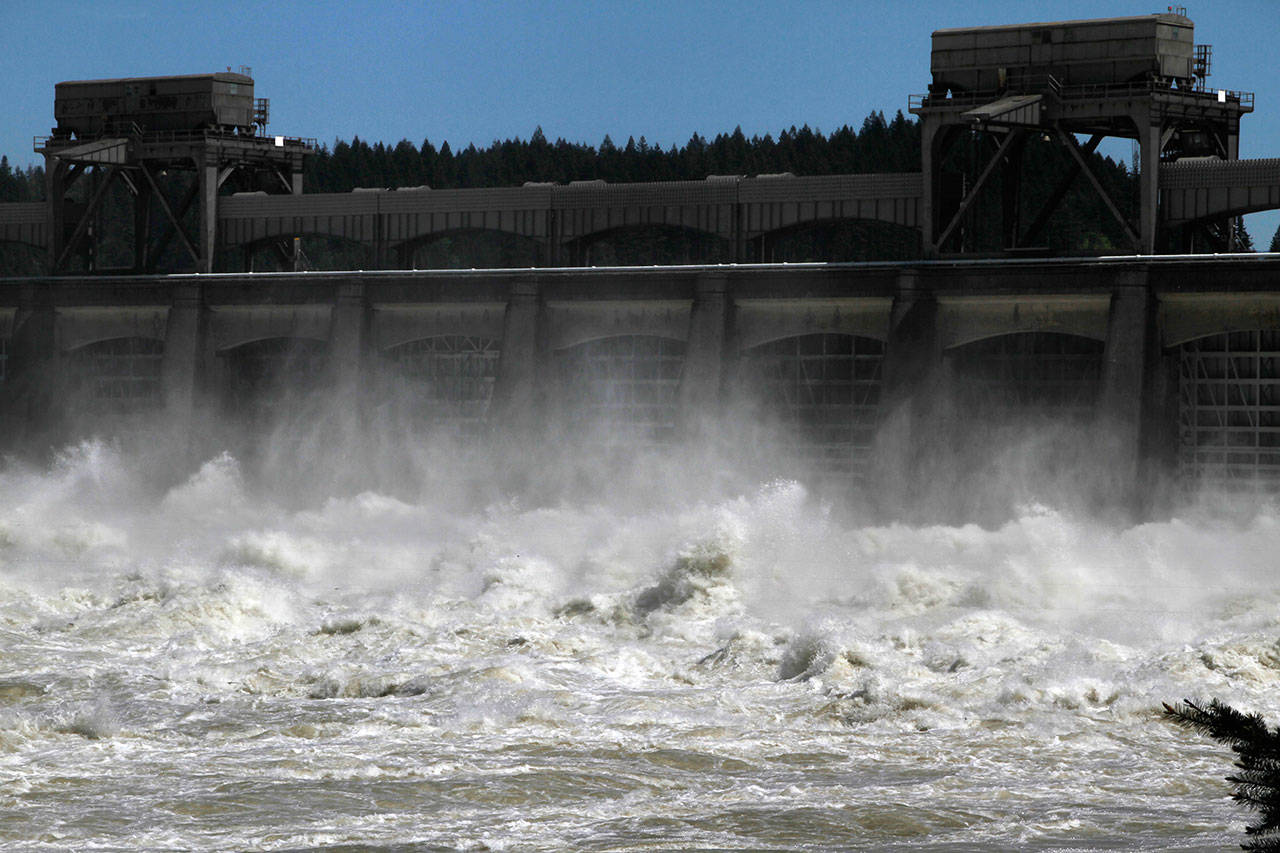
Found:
<box><xmin>140</xmin><ymin>164</ymin><xmax>200</xmax><ymax>264</ymax></box>
<box><xmin>1019</xmin><ymin>133</ymin><xmax>1104</xmax><ymax>247</ymax></box>
<box><xmin>146</xmin><ymin>178</ymin><xmax>202</xmax><ymax>270</ymax></box>
<box><xmin>55</xmin><ymin>166</ymin><xmax>118</xmax><ymax>271</ymax></box>
<box><xmin>935</xmin><ymin>129</ymin><xmax>1026</xmax><ymax>251</ymax></box>
<box><xmin>271</xmin><ymin>166</ymin><xmax>294</xmax><ymax>193</ymax></box>
<box><xmin>1056</xmin><ymin>128</ymin><xmax>1140</xmax><ymax>251</ymax></box>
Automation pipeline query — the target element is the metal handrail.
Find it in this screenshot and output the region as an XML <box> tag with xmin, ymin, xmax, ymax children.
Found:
<box><xmin>35</xmin><ymin>128</ymin><xmax>318</xmax><ymax>151</ymax></box>
<box><xmin>911</xmin><ymin>78</ymin><xmax>1254</xmax><ymax>112</ymax></box>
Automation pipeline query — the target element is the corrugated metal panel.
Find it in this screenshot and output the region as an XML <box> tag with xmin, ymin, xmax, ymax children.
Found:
<box><xmin>552</xmin><ymin>180</ymin><xmax>737</xmax><ymax>209</ymax></box>
<box><xmin>740</xmin><ymin>173</ymin><xmax>922</xmax><ymax>203</ymax></box>
<box><xmin>215</xmin><ymin>174</ymin><xmax>924</xmax><ymax>250</ymax></box>
<box><xmin>220</xmin><ymin>193</ymin><xmax>378</xmax><ymax>217</ymax></box>
<box><xmin>1160</xmin><ymin>158</ymin><xmax>1280</xmax><ymax>189</ymax></box>
<box><xmin>0</xmin><ymin>202</ymin><xmax>46</xmax><ymax>225</ymax></box>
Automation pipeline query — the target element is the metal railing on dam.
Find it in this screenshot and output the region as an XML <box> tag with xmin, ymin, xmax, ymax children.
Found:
<box><xmin>2</xmin><ymin>254</ymin><xmax>1279</xmax><ymax>514</ymax></box>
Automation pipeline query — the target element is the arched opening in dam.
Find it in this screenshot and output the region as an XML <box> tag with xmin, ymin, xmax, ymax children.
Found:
<box><xmin>215</xmin><ymin>337</ymin><xmax>329</xmax><ymax>424</ymax></box>
<box><xmin>1177</xmin><ymin>330</ymin><xmax>1280</xmax><ymax>491</ymax></box>
<box><xmin>950</xmin><ymin>331</ymin><xmax>1105</xmax><ymax>423</ymax></box>
<box><xmin>940</xmin><ymin>331</ymin><xmax>1107</xmax><ymax>512</ymax></box>
<box><xmin>400</xmin><ymin>230</ymin><xmax>540</xmax><ymax>270</ymax></box>
<box><xmin>736</xmin><ymin>332</ymin><xmax>886</xmax><ymax>480</ymax></box>
<box><xmin>555</xmin><ymin>334</ymin><xmax>687</xmax><ymax>442</ymax></box>
<box><xmin>225</xmin><ymin>235</ymin><xmax>374</xmax><ymax>273</ymax></box>
<box><xmin>380</xmin><ymin>334</ymin><xmax>501</xmax><ymax>430</ymax></box>
<box><xmin>566</xmin><ymin>225</ymin><xmax>729</xmax><ymax>267</ymax></box>
<box><xmin>64</xmin><ymin>336</ymin><xmax>165</xmax><ymax>415</ymax></box>
<box><xmin>756</xmin><ymin>219</ymin><xmax>922</xmax><ymax>263</ymax></box>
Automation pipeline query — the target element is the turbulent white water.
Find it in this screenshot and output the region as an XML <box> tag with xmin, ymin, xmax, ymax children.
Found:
<box><xmin>1</xmin><ymin>436</ymin><xmax>1278</xmax><ymax>850</ymax></box>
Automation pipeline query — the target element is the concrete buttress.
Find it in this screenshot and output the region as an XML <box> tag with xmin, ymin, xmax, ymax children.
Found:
<box><xmin>329</xmin><ymin>282</ymin><xmax>368</xmax><ymax>401</ymax></box>
<box><xmin>161</xmin><ymin>283</ymin><xmax>204</xmax><ymax>433</ymax></box>
<box><xmin>676</xmin><ymin>272</ymin><xmax>729</xmax><ymax>433</ymax></box>
<box><xmin>876</xmin><ymin>271</ymin><xmax>942</xmax><ymax>510</ymax></box>
<box><xmin>1098</xmin><ymin>276</ymin><xmax>1157</xmax><ymax>515</ymax></box>
<box><xmin>491</xmin><ymin>279</ymin><xmax>543</xmax><ymax>430</ymax></box>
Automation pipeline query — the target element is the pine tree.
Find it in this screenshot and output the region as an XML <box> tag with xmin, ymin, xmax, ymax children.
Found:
<box><xmin>1269</xmin><ymin>223</ymin><xmax>1280</xmax><ymax>253</ymax></box>
<box><xmin>0</xmin><ymin>156</ymin><xmax>16</xmax><ymax>201</ymax></box>
<box><xmin>1235</xmin><ymin>219</ymin><xmax>1256</xmax><ymax>252</ymax></box>
<box><xmin>1165</xmin><ymin>699</ymin><xmax>1280</xmax><ymax>851</ymax></box>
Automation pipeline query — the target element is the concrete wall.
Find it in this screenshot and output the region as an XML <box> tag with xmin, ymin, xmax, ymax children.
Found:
<box><xmin>3</xmin><ymin>257</ymin><xmax>1280</xmax><ymax>515</ymax></box>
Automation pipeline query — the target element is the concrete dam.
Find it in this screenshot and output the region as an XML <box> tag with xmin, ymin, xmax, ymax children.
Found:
<box><xmin>5</xmin><ymin>11</ymin><xmax>1280</xmax><ymax>514</ymax></box>
<box><xmin>3</xmin><ymin>254</ymin><xmax>1279</xmax><ymax>515</ymax></box>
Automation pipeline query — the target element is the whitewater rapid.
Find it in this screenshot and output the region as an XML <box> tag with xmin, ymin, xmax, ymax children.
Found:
<box><xmin>1</xmin><ymin>439</ymin><xmax>1276</xmax><ymax>850</ymax></box>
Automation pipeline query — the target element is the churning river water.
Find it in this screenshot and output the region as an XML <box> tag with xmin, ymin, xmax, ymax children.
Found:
<box><xmin>1</xmin><ymin>433</ymin><xmax>1277</xmax><ymax>851</ymax></box>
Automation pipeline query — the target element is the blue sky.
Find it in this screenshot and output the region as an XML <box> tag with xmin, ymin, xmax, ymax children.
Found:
<box><xmin>2</xmin><ymin>0</ymin><xmax>1277</xmax><ymax>245</ymax></box>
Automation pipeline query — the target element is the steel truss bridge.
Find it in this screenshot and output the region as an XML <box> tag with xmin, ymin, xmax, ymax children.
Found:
<box><xmin>2</xmin><ymin>161</ymin><xmax>1277</xmax><ymax>269</ymax></box>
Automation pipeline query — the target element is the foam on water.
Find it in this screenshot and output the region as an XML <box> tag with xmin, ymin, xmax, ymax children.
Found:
<box><xmin>0</xmin><ymin>438</ymin><xmax>1275</xmax><ymax>849</ymax></box>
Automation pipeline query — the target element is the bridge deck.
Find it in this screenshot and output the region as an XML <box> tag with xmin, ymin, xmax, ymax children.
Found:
<box><xmin>4</xmin><ymin>159</ymin><xmax>1279</xmax><ymax>260</ymax></box>
<box><xmin>1160</xmin><ymin>158</ymin><xmax>1280</xmax><ymax>223</ymax></box>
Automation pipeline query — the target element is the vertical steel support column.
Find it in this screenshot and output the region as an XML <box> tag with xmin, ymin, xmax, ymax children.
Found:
<box><xmin>1138</xmin><ymin>121</ymin><xmax>1161</xmax><ymax>255</ymax></box>
<box><xmin>45</xmin><ymin>158</ymin><xmax>66</xmax><ymax>273</ymax></box>
<box><xmin>919</xmin><ymin>118</ymin><xmax>943</xmax><ymax>257</ymax></box>
<box><xmin>1001</xmin><ymin>132</ymin><xmax>1027</xmax><ymax>250</ymax></box>
<box><xmin>374</xmin><ymin>211</ymin><xmax>387</xmax><ymax>270</ymax></box>
<box><xmin>1226</xmin><ymin>130</ymin><xmax>1241</xmax><ymax>251</ymax></box>
<box><xmin>329</xmin><ymin>281</ymin><xmax>367</xmax><ymax>400</ymax></box>
<box><xmin>162</xmin><ymin>283</ymin><xmax>204</xmax><ymax>433</ymax></box>
<box><xmin>200</xmin><ymin>157</ymin><xmax>219</xmax><ymax>273</ymax></box>
<box><xmin>546</xmin><ymin>209</ymin><xmax>561</xmax><ymax>267</ymax></box>
<box><xmin>133</xmin><ymin>178</ymin><xmax>151</xmax><ymax>272</ymax></box>
<box><xmin>676</xmin><ymin>271</ymin><xmax>729</xmax><ymax>433</ymax></box>
<box><xmin>733</xmin><ymin>202</ymin><xmax>745</xmax><ymax>263</ymax></box>
<box><xmin>490</xmin><ymin>278</ymin><xmax>543</xmax><ymax>429</ymax></box>
<box><xmin>1098</xmin><ymin>275</ymin><xmax>1156</xmax><ymax>515</ymax></box>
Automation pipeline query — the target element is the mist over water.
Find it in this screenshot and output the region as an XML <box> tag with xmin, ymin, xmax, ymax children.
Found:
<box><xmin>2</xmin><ymin>405</ymin><xmax>1278</xmax><ymax>850</ymax></box>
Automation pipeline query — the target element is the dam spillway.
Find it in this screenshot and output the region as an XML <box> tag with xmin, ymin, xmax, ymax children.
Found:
<box><xmin>3</xmin><ymin>254</ymin><xmax>1280</xmax><ymax>514</ymax></box>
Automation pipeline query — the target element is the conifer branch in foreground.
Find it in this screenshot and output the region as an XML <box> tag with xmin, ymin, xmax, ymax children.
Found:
<box><xmin>1165</xmin><ymin>699</ymin><xmax>1280</xmax><ymax>852</ymax></box>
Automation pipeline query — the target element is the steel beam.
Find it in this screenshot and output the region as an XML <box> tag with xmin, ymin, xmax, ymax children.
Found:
<box><xmin>54</xmin><ymin>166</ymin><xmax>119</xmax><ymax>272</ymax></box>
<box><xmin>1058</xmin><ymin>128</ymin><xmax>1140</xmax><ymax>251</ymax></box>
<box><xmin>1018</xmin><ymin>134</ymin><xmax>1104</xmax><ymax>248</ymax></box>
<box><xmin>935</xmin><ymin>129</ymin><xmax>1026</xmax><ymax>252</ymax></box>
<box><xmin>140</xmin><ymin>164</ymin><xmax>200</xmax><ymax>265</ymax></box>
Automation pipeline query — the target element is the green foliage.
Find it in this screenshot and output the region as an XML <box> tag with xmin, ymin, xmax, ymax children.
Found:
<box><xmin>0</xmin><ymin>156</ymin><xmax>45</xmax><ymax>203</ymax></box>
<box><xmin>304</xmin><ymin>113</ymin><xmax>926</xmax><ymax>192</ymax></box>
<box><xmin>1236</xmin><ymin>219</ymin><xmax>1256</xmax><ymax>252</ymax></box>
<box><xmin>1269</xmin><ymin>223</ymin><xmax>1280</xmax><ymax>253</ymax></box>
<box><xmin>1165</xmin><ymin>699</ymin><xmax>1280</xmax><ymax>851</ymax></box>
